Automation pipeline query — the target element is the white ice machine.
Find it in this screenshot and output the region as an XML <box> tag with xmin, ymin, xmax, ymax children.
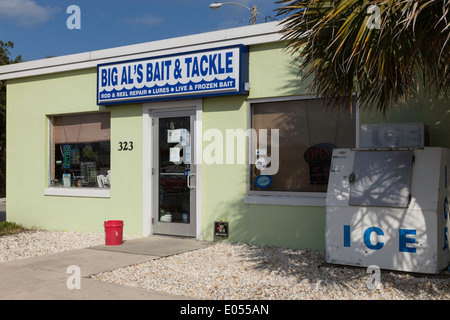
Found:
<box><xmin>326</xmin><ymin>123</ymin><xmax>450</xmax><ymax>274</ymax></box>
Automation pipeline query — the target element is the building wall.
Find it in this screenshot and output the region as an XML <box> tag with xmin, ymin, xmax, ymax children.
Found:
<box><xmin>200</xmin><ymin>41</ymin><xmax>450</xmax><ymax>250</ymax></box>
<box><xmin>6</xmin><ymin>68</ymin><xmax>144</xmax><ymax>235</ymax></box>
<box><xmin>201</xmin><ymin>42</ymin><xmax>325</xmax><ymax>250</ymax></box>
<box><xmin>6</xmin><ymin>40</ymin><xmax>448</xmax><ymax>251</ymax></box>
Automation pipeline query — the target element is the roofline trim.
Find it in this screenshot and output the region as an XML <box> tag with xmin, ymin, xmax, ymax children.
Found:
<box><xmin>0</xmin><ymin>21</ymin><xmax>283</xmax><ymax>81</ymax></box>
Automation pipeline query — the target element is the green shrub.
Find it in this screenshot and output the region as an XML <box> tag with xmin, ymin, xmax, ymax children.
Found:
<box><xmin>0</xmin><ymin>221</ymin><xmax>27</xmax><ymax>236</ymax></box>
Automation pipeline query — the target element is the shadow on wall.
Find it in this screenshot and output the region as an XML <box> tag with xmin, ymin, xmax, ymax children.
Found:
<box><xmin>276</xmin><ymin>59</ymin><xmax>314</xmax><ymax>98</ymax></box>
<box><xmin>360</xmin><ymin>92</ymin><xmax>450</xmax><ymax>147</ymax></box>
<box><xmin>279</xmin><ymin>49</ymin><xmax>450</xmax><ymax>146</ymax></box>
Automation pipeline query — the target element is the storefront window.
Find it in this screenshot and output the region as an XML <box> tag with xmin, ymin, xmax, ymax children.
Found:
<box><xmin>50</xmin><ymin>113</ymin><xmax>110</xmax><ymax>188</ymax></box>
<box><xmin>250</xmin><ymin>97</ymin><xmax>356</xmax><ymax>193</ymax></box>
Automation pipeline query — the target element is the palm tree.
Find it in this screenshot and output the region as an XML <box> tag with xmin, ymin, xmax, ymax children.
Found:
<box><xmin>275</xmin><ymin>0</ymin><xmax>449</xmax><ymax>115</ymax></box>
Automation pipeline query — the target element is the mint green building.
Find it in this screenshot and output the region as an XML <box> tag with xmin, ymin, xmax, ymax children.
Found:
<box><xmin>1</xmin><ymin>22</ymin><xmax>449</xmax><ymax>251</ymax></box>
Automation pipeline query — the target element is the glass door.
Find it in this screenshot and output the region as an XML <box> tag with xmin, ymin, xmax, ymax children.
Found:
<box><xmin>152</xmin><ymin>110</ymin><xmax>196</xmax><ymax>237</ymax></box>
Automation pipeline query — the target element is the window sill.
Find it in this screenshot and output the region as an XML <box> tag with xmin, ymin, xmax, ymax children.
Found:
<box><xmin>244</xmin><ymin>194</ymin><xmax>326</xmax><ymax>207</ymax></box>
<box><xmin>44</xmin><ymin>187</ymin><xmax>110</xmax><ymax>198</ymax></box>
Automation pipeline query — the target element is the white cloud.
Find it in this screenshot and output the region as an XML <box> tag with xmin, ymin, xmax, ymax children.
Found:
<box><xmin>122</xmin><ymin>14</ymin><xmax>164</xmax><ymax>27</ymax></box>
<box><xmin>0</xmin><ymin>0</ymin><xmax>60</xmax><ymax>27</ymax></box>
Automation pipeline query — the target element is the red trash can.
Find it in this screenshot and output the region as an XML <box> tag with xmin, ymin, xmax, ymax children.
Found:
<box><xmin>104</xmin><ymin>220</ymin><xmax>124</xmax><ymax>245</ymax></box>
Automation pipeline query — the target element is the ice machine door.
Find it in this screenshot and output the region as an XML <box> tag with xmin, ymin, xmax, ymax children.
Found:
<box><xmin>349</xmin><ymin>150</ymin><xmax>413</xmax><ymax>208</ymax></box>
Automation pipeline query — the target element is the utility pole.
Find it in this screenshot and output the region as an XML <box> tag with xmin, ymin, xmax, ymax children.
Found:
<box><xmin>251</xmin><ymin>5</ymin><xmax>257</xmax><ymax>25</ymax></box>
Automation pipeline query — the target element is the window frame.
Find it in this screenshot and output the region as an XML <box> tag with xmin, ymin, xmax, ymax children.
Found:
<box><xmin>44</xmin><ymin>112</ymin><xmax>111</xmax><ymax>198</ymax></box>
<box><xmin>245</xmin><ymin>95</ymin><xmax>359</xmax><ymax>207</ymax></box>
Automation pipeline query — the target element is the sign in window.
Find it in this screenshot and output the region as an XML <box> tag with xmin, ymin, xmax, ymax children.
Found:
<box><xmin>50</xmin><ymin>112</ymin><xmax>111</xmax><ymax>189</ymax></box>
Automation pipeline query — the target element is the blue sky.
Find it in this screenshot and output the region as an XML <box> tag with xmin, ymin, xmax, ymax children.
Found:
<box><xmin>0</xmin><ymin>0</ymin><xmax>282</xmax><ymax>62</ymax></box>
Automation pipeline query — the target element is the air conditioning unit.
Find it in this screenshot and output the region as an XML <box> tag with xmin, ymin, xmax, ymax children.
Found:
<box><xmin>359</xmin><ymin>123</ymin><xmax>430</xmax><ymax>149</ymax></box>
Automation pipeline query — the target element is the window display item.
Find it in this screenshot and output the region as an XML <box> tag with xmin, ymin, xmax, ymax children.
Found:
<box><xmin>62</xmin><ymin>174</ymin><xmax>71</xmax><ymax>188</ymax></box>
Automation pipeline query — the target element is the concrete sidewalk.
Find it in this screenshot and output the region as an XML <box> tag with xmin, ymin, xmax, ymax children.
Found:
<box><xmin>0</xmin><ymin>235</ymin><xmax>215</xmax><ymax>300</ymax></box>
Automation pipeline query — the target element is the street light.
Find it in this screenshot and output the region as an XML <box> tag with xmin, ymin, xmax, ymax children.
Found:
<box><xmin>209</xmin><ymin>2</ymin><xmax>262</xmax><ymax>25</ymax></box>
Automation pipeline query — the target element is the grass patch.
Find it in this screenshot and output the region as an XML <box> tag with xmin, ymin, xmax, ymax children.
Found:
<box><xmin>0</xmin><ymin>221</ymin><xmax>28</xmax><ymax>236</ymax></box>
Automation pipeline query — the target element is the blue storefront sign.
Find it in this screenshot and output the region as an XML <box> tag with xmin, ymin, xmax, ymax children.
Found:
<box><xmin>97</xmin><ymin>45</ymin><xmax>249</xmax><ymax>105</ymax></box>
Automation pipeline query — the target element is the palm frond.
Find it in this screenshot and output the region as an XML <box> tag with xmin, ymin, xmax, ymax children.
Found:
<box><xmin>275</xmin><ymin>0</ymin><xmax>450</xmax><ymax>115</ymax></box>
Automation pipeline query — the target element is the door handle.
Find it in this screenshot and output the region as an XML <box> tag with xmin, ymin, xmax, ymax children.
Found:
<box><xmin>187</xmin><ymin>173</ymin><xmax>196</xmax><ymax>189</ymax></box>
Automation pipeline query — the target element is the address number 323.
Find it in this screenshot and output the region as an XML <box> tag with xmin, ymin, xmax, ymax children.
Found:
<box><xmin>118</xmin><ymin>141</ymin><xmax>134</xmax><ymax>151</ymax></box>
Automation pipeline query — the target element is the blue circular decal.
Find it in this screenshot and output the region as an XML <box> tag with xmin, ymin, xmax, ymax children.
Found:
<box><xmin>255</xmin><ymin>175</ymin><xmax>272</xmax><ymax>188</ymax></box>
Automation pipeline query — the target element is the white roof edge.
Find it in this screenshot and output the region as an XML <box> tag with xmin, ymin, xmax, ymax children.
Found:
<box><xmin>0</xmin><ymin>21</ymin><xmax>283</xmax><ymax>81</ymax></box>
